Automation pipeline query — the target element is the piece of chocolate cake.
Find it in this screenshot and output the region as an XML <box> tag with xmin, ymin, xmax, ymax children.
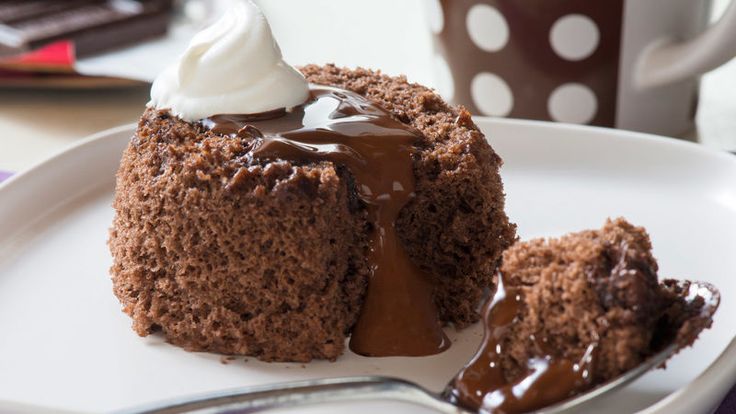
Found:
<box><xmin>447</xmin><ymin>218</ymin><xmax>718</xmax><ymax>413</ymax></box>
<box><xmin>499</xmin><ymin>218</ymin><xmax>662</xmax><ymax>382</ymax></box>
<box><xmin>108</xmin><ymin>64</ymin><xmax>516</xmax><ymax>362</ymax></box>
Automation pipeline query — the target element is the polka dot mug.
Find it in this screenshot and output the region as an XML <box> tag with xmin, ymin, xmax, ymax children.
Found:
<box><xmin>426</xmin><ymin>0</ymin><xmax>736</xmax><ymax>136</ymax></box>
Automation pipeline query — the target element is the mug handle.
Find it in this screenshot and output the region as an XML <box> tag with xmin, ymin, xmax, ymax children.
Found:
<box><xmin>635</xmin><ymin>0</ymin><xmax>736</xmax><ymax>89</ymax></box>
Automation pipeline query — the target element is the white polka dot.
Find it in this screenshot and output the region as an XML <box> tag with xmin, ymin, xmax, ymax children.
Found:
<box><xmin>548</xmin><ymin>83</ymin><xmax>598</xmax><ymax>124</ymax></box>
<box><xmin>426</xmin><ymin>0</ymin><xmax>444</xmax><ymax>34</ymax></box>
<box><xmin>466</xmin><ymin>4</ymin><xmax>509</xmax><ymax>52</ymax></box>
<box><xmin>550</xmin><ymin>14</ymin><xmax>600</xmax><ymax>61</ymax></box>
<box><xmin>471</xmin><ymin>72</ymin><xmax>513</xmax><ymax>117</ymax></box>
<box><xmin>433</xmin><ymin>55</ymin><xmax>455</xmax><ymax>101</ymax></box>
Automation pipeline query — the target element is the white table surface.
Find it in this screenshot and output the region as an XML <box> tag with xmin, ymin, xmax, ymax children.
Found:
<box><xmin>1</xmin><ymin>0</ymin><xmax>735</xmax><ymax>173</ymax></box>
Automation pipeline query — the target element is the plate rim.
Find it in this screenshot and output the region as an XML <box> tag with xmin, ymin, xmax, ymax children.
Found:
<box><xmin>0</xmin><ymin>123</ymin><xmax>136</xmax><ymax>192</ymax></box>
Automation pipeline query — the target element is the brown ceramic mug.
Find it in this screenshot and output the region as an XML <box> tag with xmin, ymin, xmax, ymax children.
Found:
<box><xmin>426</xmin><ymin>0</ymin><xmax>736</xmax><ymax>135</ymax></box>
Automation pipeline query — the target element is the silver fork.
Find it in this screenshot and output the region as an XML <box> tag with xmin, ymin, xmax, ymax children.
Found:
<box><xmin>121</xmin><ymin>343</ymin><xmax>677</xmax><ymax>414</ymax></box>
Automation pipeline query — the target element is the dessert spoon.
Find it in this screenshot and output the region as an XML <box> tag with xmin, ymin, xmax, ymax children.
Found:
<box><xmin>121</xmin><ymin>280</ymin><xmax>717</xmax><ymax>414</ymax></box>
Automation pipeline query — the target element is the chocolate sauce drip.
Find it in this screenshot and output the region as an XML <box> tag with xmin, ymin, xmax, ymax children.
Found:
<box><xmin>202</xmin><ymin>85</ymin><xmax>449</xmax><ymax>357</ymax></box>
<box><xmin>445</xmin><ymin>274</ymin><xmax>594</xmax><ymax>413</ymax></box>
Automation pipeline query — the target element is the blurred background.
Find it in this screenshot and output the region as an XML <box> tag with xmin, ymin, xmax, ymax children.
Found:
<box><xmin>0</xmin><ymin>0</ymin><xmax>734</xmax><ymax>174</ymax></box>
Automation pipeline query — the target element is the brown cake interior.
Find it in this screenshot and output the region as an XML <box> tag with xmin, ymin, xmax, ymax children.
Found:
<box><xmin>499</xmin><ymin>218</ymin><xmax>663</xmax><ymax>382</ymax></box>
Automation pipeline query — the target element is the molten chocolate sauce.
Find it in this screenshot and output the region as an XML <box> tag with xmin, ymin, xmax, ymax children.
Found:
<box><xmin>202</xmin><ymin>85</ymin><xmax>449</xmax><ymax>357</ymax></box>
<box><xmin>445</xmin><ymin>274</ymin><xmax>595</xmax><ymax>413</ymax></box>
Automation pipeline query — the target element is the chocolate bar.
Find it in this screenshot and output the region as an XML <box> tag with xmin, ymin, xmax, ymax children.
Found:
<box><xmin>0</xmin><ymin>0</ymin><xmax>173</xmax><ymax>57</ymax></box>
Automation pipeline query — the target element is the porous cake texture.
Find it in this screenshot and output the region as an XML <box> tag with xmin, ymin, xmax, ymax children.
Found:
<box><xmin>108</xmin><ymin>64</ymin><xmax>516</xmax><ymax>362</ymax></box>
<box><xmin>499</xmin><ymin>218</ymin><xmax>663</xmax><ymax>382</ymax></box>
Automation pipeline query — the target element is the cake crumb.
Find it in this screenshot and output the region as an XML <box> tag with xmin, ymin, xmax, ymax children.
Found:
<box><xmin>499</xmin><ymin>218</ymin><xmax>663</xmax><ymax>383</ymax></box>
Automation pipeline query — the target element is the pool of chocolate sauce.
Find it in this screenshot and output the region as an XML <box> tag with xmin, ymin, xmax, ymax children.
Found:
<box><xmin>444</xmin><ymin>274</ymin><xmax>594</xmax><ymax>413</ymax></box>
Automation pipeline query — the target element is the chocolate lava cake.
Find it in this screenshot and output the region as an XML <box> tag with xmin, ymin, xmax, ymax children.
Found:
<box><xmin>108</xmin><ymin>64</ymin><xmax>517</xmax><ymax>362</ymax></box>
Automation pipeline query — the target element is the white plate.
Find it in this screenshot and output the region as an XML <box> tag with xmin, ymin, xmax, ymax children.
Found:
<box><xmin>0</xmin><ymin>119</ymin><xmax>734</xmax><ymax>414</ymax></box>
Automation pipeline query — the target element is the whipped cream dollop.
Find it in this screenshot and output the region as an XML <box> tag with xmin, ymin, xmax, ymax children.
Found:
<box><xmin>149</xmin><ymin>0</ymin><xmax>309</xmax><ymax>121</ymax></box>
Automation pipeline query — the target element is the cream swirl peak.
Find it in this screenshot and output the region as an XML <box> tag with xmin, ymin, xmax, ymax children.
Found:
<box><xmin>149</xmin><ymin>0</ymin><xmax>309</xmax><ymax>121</ymax></box>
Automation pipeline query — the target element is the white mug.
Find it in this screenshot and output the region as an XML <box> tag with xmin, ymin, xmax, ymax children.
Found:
<box><xmin>427</xmin><ymin>0</ymin><xmax>736</xmax><ymax>136</ymax></box>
